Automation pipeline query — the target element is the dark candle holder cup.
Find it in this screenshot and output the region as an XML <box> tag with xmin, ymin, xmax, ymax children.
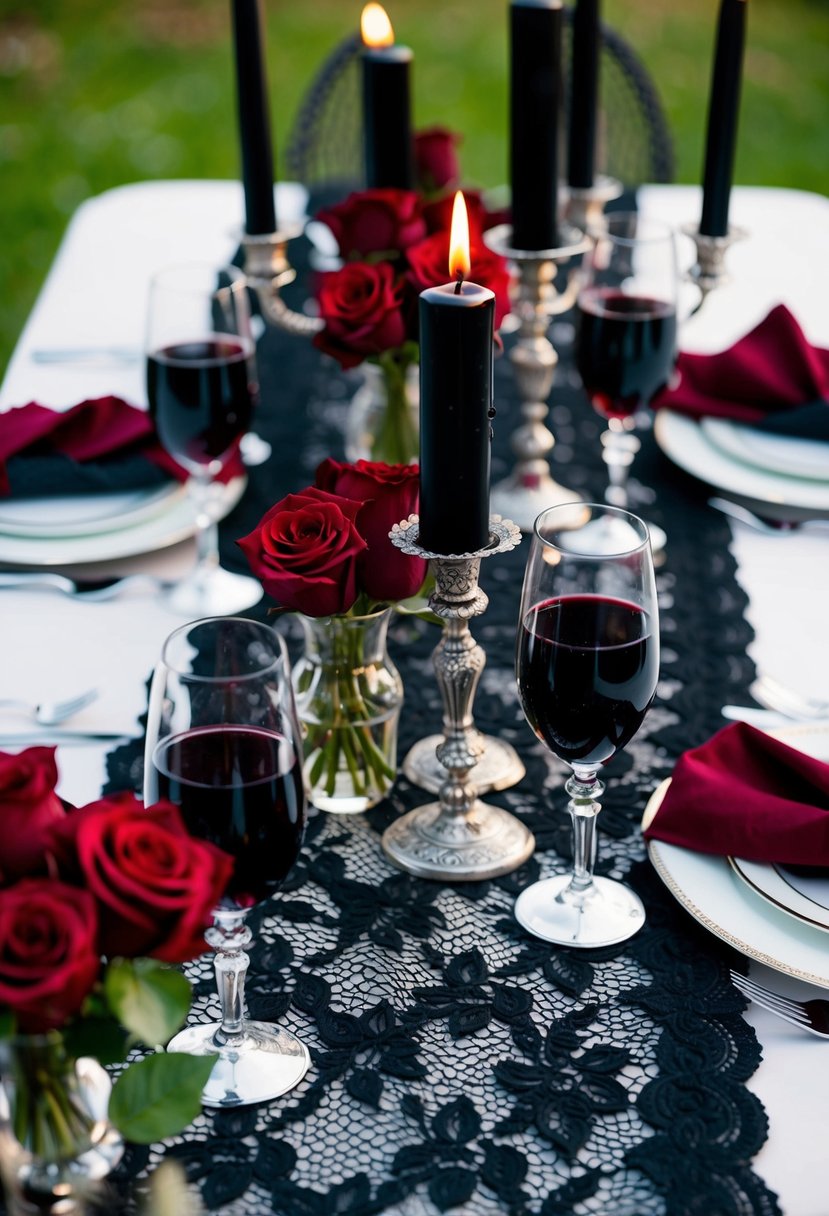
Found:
<box><xmin>482</xmin><ymin>222</ymin><xmax>591</xmax><ymax>534</ymax></box>
<box><xmin>382</xmin><ymin>514</ymin><xmax>535</xmax><ymax>881</ymax></box>
<box><xmin>683</xmin><ymin>222</ymin><xmax>748</xmax><ymax>315</ymax></box>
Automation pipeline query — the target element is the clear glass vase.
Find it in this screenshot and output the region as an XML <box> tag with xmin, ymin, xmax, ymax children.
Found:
<box><xmin>344</xmin><ymin>354</ymin><xmax>419</xmax><ymax>466</ymax></box>
<box><xmin>0</xmin><ymin>1034</ymin><xmax>123</xmax><ymax>1215</ymax></box>
<box><xmin>292</xmin><ymin>609</ymin><xmax>404</xmax><ymax>814</ymax></box>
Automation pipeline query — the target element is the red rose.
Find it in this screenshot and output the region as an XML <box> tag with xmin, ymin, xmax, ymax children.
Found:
<box><xmin>414</xmin><ymin>127</ymin><xmax>462</xmax><ymax>194</ymax></box>
<box><xmin>316</xmin><ymin>189</ymin><xmax>426</xmax><ymax>260</ymax></box>
<box><xmin>0</xmin><ymin>747</ymin><xmax>65</xmax><ymax>881</ymax></box>
<box><xmin>406</xmin><ymin>231</ymin><xmax>513</xmax><ymax>331</ymax></box>
<box><xmin>56</xmin><ymin>794</ymin><xmax>233</xmax><ymax>965</ymax></box>
<box><xmin>238</xmin><ymin>486</ymin><xmax>368</xmax><ymax>616</ymax></box>
<box><xmin>0</xmin><ymin>879</ymin><xmax>99</xmax><ymax>1032</ymax></box>
<box><xmin>315</xmin><ymin>459</ymin><xmax>428</xmax><ymax>602</ymax></box>
<box><xmin>313</xmin><ymin>262</ymin><xmax>409</xmax><ymax>371</ymax></box>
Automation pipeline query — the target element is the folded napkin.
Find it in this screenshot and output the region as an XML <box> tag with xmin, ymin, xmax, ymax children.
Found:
<box><xmin>644</xmin><ymin>721</ymin><xmax>829</xmax><ymax>865</ymax></box>
<box><xmin>0</xmin><ymin>398</ymin><xmax>242</xmax><ymax>498</ymax></box>
<box><xmin>654</xmin><ymin>305</ymin><xmax>829</xmax><ymax>442</ymax></box>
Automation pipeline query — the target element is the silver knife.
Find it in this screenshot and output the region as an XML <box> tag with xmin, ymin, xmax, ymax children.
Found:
<box><xmin>0</xmin><ymin>732</ymin><xmax>137</xmax><ymax>746</ymax></box>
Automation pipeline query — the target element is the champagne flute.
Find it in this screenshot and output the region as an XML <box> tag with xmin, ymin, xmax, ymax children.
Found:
<box><xmin>145</xmin><ymin>262</ymin><xmax>263</xmax><ymax>616</ymax></box>
<box><xmin>575</xmin><ymin>213</ymin><xmax>678</xmax><ymax>551</ymax></box>
<box><xmin>144</xmin><ymin>616</ymin><xmax>310</xmax><ymax>1107</ymax></box>
<box><xmin>514</xmin><ymin>503</ymin><xmax>659</xmax><ymax>947</ymax></box>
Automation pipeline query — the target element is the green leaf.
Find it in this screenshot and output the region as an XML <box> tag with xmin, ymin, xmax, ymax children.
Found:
<box><xmin>0</xmin><ymin>1008</ymin><xmax>16</xmax><ymax>1038</ymax></box>
<box><xmin>105</xmin><ymin>959</ymin><xmax>192</xmax><ymax>1047</ymax></box>
<box><xmin>109</xmin><ymin>1052</ymin><xmax>215</xmax><ymax>1143</ymax></box>
<box><xmin>63</xmin><ymin>1016</ymin><xmax>130</xmax><ymax>1066</ymax></box>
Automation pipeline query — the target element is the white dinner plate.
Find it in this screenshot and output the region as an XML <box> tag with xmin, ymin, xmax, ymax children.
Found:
<box><xmin>654</xmin><ymin>410</ymin><xmax>829</xmax><ymax>511</ymax></box>
<box><xmin>0</xmin><ymin>475</ymin><xmax>246</xmax><ymax>566</ymax></box>
<box><xmin>701</xmin><ymin>417</ymin><xmax>829</xmax><ymax>483</ymax></box>
<box><xmin>645</xmin><ymin>722</ymin><xmax>829</xmax><ymax>988</ymax></box>
<box><xmin>0</xmin><ymin>482</ymin><xmax>186</xmax><ymax>539</ymax></box>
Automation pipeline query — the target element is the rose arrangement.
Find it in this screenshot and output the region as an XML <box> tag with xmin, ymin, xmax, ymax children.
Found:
<box><xmin>311</xmin><ymin>129</ymin><xmax>512</xmax><ymax>465</ymax></box>
<box><xmin>0</xmin><ymin>747</ymin><xmax>232</xmax><ymax>1163</ymax></box>
<box><xmin>238</xmin><ymin>459</ymin><xmax>427</xmax><ymax>810</ymax></box>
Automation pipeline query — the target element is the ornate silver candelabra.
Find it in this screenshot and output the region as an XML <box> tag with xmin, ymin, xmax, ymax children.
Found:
<box><xmin>382</xmin><ymin>515</ymin><xmax>535</xmax><ymax>881</ymax></box>
<box><xmin>564</xmin><ymin>174</ymin><xmax>623</xmax><ymax>237</ymax></box>
<box><xmin>483</xmin><ymin>223</ymin><xmax>590</xmax><ymax>533</ymax></box>
<box><xmin>240</xmin><ymin>226</ymin><xmax>324</xmax><ymax>337</ymax></box>
<box><xmin>682</xmin><ymin>223</ymin><xmax>748</xmax><ymax>314</ymax></box>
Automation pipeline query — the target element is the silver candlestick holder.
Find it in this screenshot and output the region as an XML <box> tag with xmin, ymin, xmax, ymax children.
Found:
<box><xmin>682</xmin><ymin>223</ymin><xmax>748</xmax><ymax>314</ymax></box>
<box><xmin>241</xmin><ymin>226</ymin><xmax>324</xmax><ymax>338</ymax></box>
<box><xmin>564</xmin><ymin>174</ymin><xmax>623</xmax><ymax>237</ymax></box>
<box><xmin>484</xmin><ymin>223</ymin><xmax>591</xmax><ymax>533</ymax></box>
<box><xmin>382</xmin><ymin>515</ymin><xmax>535</xmax><ymax>882</ymax></box>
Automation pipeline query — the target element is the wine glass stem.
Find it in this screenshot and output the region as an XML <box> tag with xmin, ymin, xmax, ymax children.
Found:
<box><xmin>206</xmin><ymin>909</ymin><xmax>253</xmax><ymax>1048</ymax></box>
<box><xmin>600</xmin><ymin>426</ymin><xmax>640</xmax><ymax>511</ymax></box>
<box><xmin>564</xmin><ymin>769</ymin><xmax>605</xmax><ymax>897</ymax></box>
<box><xmin>190</xmin><ymin>472</ymin><xmax>221</xmax><ymax>582</ymax></box>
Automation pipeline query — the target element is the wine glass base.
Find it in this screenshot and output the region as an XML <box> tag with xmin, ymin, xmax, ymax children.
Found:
<box><xmin>402</xmin><ymin>733</ymin><xmax>526</xmax><ymax>795</ymax></box>
<box><xmin>514</xmin><ymin>874</ymin><xmax>645</xmax><ymax>947</ymax></box>
<box><xmin>240</xmin><ymin>432</ymin><xmax>272</xmax><ymax>466</ymax></box>
<box><xmin>491</xmin><ymin>475</ymin><xmax>587</xmax><ymax>534</ymax></box>
<box><xmin>167</xmin><ymin>1020</ymin><xmax>310</xmax><ymax>1108</ymax></box>
<box><xmin>166</xmin><ymin>567</ymin><xmax>263</xmax><ymax>617</ymax></box>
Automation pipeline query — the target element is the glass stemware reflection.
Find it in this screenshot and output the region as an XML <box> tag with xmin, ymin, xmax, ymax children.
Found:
<box><xmin>143</xmin><ymin>616</ymin><xmax>309</xmax><ymax>1107</ymax></box>
<box><xmin>575</xmin><ymin>213</ymin><xmax>678</xmax><ymax>548</ymax></box>
<box><xmin>514</xmin><ymin>503</ymin><xmax>660</xmax><ymax>947</ymax></box>
<box><xmin>145</xmin><ymin>262</ymin><xmax>263</xmax><ymax>616</ymax></box>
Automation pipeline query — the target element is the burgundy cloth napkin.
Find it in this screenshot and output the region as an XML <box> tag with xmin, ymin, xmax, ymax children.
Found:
<box><xmin>644</xmin><ymin>722</ymin><xmax>829</xmax><ymax>865</ymax></box>
<box><xmin>0</xmin><ymin>398</ymin><xmax>242</xmax><ymax>497</ymax></box>
<box><xmin>654</xmin><ymin>305</ymin><xmax>829</xmax><ymax>441</ymax></box>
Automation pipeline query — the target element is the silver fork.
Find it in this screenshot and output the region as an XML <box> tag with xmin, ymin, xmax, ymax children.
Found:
<box><xmin>709</xmin><ymin>498</ymin><xmax>829</xmax><ymax>537</ymax></box>
<box><xmin>730</xmin><ymin>970</ymin><xmax>829</xmax><ymax>1038</ymax></box>
<box><xmin>0</xmin><ymin>687</ymin><xmax>98</xmax><ymax>727</ymax></box>
<box><xmin>0</xmin><ymin>573</ymin><xmax>168</xmax><ymax>602</ymax></box>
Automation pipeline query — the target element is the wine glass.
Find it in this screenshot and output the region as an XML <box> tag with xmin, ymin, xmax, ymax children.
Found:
<box><xmin>575</xmin><ymin>213</ymin><xmax>678</xmax><ymax>552</ymax></box>
<box><xmin>143</xmin><ymin>616</ymin><xmax>310</xmax><ymax>1107</ymax></box>
<box><xmin>145</xmin><ymin>262</ymin><xmax>263</xmax><ymax>616</ymax></box>
<box><xmin>514</xmin><ymin>503</ymin><xmax>659</xmax><ymax>947</ymax></box>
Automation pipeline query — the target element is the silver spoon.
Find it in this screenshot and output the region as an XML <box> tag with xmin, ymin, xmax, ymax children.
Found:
<box><xmin>709</xmin><ymin>498</ymin><xmax>829</xmax><ymax>536</ymax></box>
<box><xmin>0</xmin><ymin>687</ymin><xmax>98</xmax><ymax>727</ymax></box>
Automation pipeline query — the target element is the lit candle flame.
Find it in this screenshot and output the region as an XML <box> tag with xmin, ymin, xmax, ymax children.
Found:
<box><xmin>448</xmin><ymin>191</ymin><xmax>470</xmax><ymax>283</ymax></box>
<box><xmin>361</xmin><ymin>3</ymin><xmax>394</xmax><ymax>47</ymax></box>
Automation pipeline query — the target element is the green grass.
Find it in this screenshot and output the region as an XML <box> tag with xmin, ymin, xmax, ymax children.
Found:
<box><xmin>1</xmin><ymin>0</ymin><xmax>826</xmax><ymax>377</ymax></box>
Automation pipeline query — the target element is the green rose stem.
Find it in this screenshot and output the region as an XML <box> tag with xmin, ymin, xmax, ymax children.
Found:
<box><xmin>373</xmin><ymin>349</ymin><xmax>418</xmax><ymax>466</ymax></box>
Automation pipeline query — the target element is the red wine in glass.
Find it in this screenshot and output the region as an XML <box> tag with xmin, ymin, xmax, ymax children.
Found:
<box><xmin>517</xmin><ymin>594</ymin><xmax>658</xmax><ymax>768</ymax></box>
<box><xmin>576</xmin><ymin>287</ymin><xmax>677</xmax><ymax>422</ymax></box>
<box><xmin>149</xmin><ymin>724</ymin><xmax>306</xmax><ymax>910</ymax></box>
<box><xmin>146</xmin><ymin>336</ymin><xmax>256</xmax><ymax>469</ymax></box>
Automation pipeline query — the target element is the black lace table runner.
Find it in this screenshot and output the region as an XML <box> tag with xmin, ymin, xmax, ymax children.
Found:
<box><xmin>104</xmin><ymin>269</ymin><xmax>781</xmax><ymax>1216</ymax></box>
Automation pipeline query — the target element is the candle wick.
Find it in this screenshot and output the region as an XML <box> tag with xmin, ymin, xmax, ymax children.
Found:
<box><xmin>454</xmin><ymin>271</ymin><xmax>464</xmax><ymax>295</ymax></box>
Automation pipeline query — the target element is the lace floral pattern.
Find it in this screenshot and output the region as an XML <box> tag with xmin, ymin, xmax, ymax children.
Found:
<box><xmin>94</xmin><ymin>292</ymin><xmax>780</xmax><ymax>1216</ymax></box>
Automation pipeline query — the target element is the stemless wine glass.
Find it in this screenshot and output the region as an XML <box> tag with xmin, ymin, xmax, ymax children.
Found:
<box><xmin>514</xmin><ymin>503</ymin><xmax>660</xmax><ymax>947</ymax></box>
<box><xmin>143</xmin><ymin>616</ymin><xmax>309</xmax><ymax>1107</ymax></box>
<box><xmin>575</xmin><ymin>213</ymin><xmax>678</xmax><ymax>550</ymax></box>
<box><xmin>145</xmin><ymin>262</ymin><xmax>263</xmax><ymax>616</ymax></box>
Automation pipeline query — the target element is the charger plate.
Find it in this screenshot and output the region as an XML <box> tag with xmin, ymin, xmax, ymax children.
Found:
<box><xmin>0</xmin><ymin>475</ymin><xmax>246</xmax><ymax>566</ymax></box>
<box><xmin>645</xmin><ymin>722</ymin><xmax>829</xmax><ymax>988</ymax></box>
<box><xmin>654</xmin><ymin>410</ymin><xmax>829</xmax><ymax>511</ymax></box>
<box><xmin>701</xmin><ymin>417</ymin><xmax>829</xmax><ymax>483</ymax></box>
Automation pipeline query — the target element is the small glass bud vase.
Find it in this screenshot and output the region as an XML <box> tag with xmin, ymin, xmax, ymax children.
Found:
<box><xmin>344</xmin><ymin>356</ymin><xmax>419</xmax><ymax>466</ymax></box>
<box><xmin>292</xmin><ymin>608</ymin><xmax>404</xmax><ymax>814</ymax></box>
<box><xmin>0</xmin><ymin>1034</ymin><xmax>123</xmax><ymax>1216</ymax></box>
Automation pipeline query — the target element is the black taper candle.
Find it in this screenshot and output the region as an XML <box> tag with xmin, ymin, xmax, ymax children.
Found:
<box><xmin>361</xmin><ymin>5</ymin><xmax>414</xmax><ymax>190</ymax></box>
<box><xmin>567</xmin><ymin>0</ymin><xmax>600</xmax><ymax>189</ymax></box>
<box><xmin>510</xmin><ymin>0</ymin><xmax>563</xmax><ymax>251</ymax></box>
<box><xmin>700</xmin><ymin>0</ymin><xmax>748</xmax><ymax>237</ymax></box>
<box><xmin>231</xmin><ymin>0</ymin><xmax>277</xmax><ymax>235</ymax></box>
<box><xmin>418</xmin><ymin>281</ymin><xmax>495</xmax><ymax>555</ymax></box>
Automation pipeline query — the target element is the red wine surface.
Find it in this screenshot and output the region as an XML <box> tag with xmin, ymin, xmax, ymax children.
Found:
<box><xmin>576</xmin><ymin>288</ymin><xmax>676</xmax><ymax>420</ymax></box>
<box><xmin>517</xmin><ymin>594</ymin><xmax>658</xmax><ymax>767</ymax></box>
<box><xmin>149</xmin><ymin>724</ymin><xmax>305</xmax><ymax>908</ymax></box>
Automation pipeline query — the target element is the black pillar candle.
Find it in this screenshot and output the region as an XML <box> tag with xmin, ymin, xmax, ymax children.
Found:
<box><xmin>231</xmin><ymin>0</ymin><xmax>277</xmax><ymax>235</ymax></box>
<box><xmin>361</xmin><ymin>4</ymin><xmax>415</xmax><ymax>190</ymax></box>
<box><xmin>700</xmin><ymin>0</ymin><xmax>747</xmax><ymax>237</ymax></box>
<box><xmin>567</xmin><ymin>0</ymin><xmax>600</xmax><ymax>189</ymax></box>
<box><xmin>510</xmin><ymin>0</ymin><xmax>563</xmax><ymax>251</ymax></box>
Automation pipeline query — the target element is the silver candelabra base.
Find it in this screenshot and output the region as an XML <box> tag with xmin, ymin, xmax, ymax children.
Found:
<box><xmin>564</xmin><ymin>174</ymin><xmax>623</xmax><ymax>237</ymax></box>
<box><xmin>683</xmin><ymin>223</ymin><xmax>748</xmax><ymax>313</ymax></box>
<box><xmin>382</xmin><ymin>515</ymin><xmax>535</xmax><ymax>881</ymax></box>
<box><xmin>241</xmin><ymin>226</ymin><xmax>324</xmax><ymax>338</ymax></box>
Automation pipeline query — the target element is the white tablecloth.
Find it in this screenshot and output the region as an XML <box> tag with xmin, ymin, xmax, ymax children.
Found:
<box><xmin>1</xmin><ymin>180</ymin><xmax>828</xmax><ymax>1215</ymax></box>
